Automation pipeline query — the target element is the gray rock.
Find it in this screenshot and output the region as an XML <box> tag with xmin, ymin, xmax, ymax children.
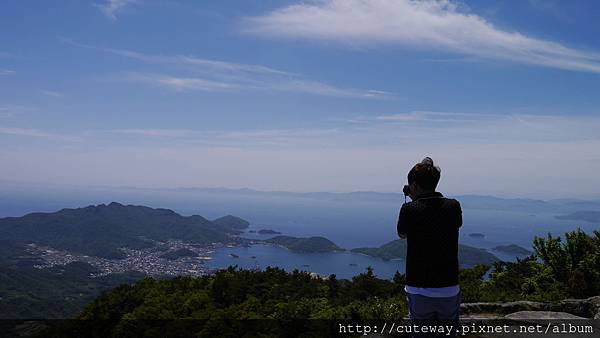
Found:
<box><xmin>505</xmin><ymin>311</ymin><xmax>586</xmax><ymax>320</ymax></box>
<box><xmin>461</xmin><ymin>296</ymin><xmax>600</xmax><ymax>319</ymax></box>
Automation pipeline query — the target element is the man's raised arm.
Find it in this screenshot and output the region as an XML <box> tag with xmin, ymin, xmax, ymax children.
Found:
<box><xmin>454</xmin><ymin>200</ymin><xmax>463</xmax><ymax>229</ymax></box>
<box><xmin>397</xmin><ymin>204</ymin><xmax>409</xmax><ymax>239</ymax></box>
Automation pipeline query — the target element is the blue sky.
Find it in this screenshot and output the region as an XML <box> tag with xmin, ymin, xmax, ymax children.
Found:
<box><xmin>1</xmin><ymin>0</ymin><xmax>600</xmax><ymax>198</ymax></box>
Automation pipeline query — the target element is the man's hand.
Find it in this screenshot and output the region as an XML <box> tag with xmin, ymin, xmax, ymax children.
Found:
<box><xmin>397</xmin><ymin>204</ymin><xmax>409</xmax><ymax>239</ymax></box>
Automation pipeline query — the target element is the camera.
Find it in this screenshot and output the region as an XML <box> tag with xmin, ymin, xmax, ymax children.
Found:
<box><xmin>403</xmin><ymin>184</ymin><xmax>411</xmax><ymax>196</ymax></box>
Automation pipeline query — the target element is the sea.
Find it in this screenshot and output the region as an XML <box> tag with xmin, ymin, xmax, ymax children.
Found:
<box><xmin>1</xmin><ymin>184</ymin><xmax>597</xmax><ymax>280</ymax></box>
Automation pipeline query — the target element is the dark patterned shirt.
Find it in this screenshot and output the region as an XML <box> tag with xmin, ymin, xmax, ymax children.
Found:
<box><xmin>397</xmin><ymin>191</ymin><xmax>462</xmax><ymax>287</ymax></box>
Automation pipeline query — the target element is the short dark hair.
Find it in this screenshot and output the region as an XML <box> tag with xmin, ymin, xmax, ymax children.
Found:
<box><xmin>408</xmin><ymin>157</ymin><xmax>441</xmax><ymax>190</ymax></box>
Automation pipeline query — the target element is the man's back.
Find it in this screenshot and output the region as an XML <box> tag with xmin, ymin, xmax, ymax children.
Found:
<box><xmin>398</xmin><ymin>158</ymin><xmax>462</xmax><ymax>335</ymax></box>
<box><xmin>397</xmin><ymin>191</ymin><xmax>462</xmax><ymax>288</ymax></box>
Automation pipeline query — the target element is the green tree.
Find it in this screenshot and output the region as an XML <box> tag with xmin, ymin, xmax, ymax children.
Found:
<box><xmin>534</xmin><ymin>228</ymin><xmax>600</xmax><ymax>297</ymax></box>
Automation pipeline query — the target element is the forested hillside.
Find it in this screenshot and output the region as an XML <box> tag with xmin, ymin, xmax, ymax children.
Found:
<box><xmin>47</xmin><ymin>228</ymin><xmax>600</xmax><ymax>336</ymax></box>
<box><xmin>0</xmin><ymin>202</ymin><xmax>248</xmax><ymax>258</ymax></box>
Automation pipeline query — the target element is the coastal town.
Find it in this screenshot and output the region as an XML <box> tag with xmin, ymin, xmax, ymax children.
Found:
<box><xmin>24</xmin><ymin>239</ymin><xmax>250</xmax><ymax>277</ymax></box>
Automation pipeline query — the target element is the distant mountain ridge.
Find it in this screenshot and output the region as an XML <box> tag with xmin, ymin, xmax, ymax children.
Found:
<box><xmin>3</xmin><ymin>184</ymin><xmax>600</xmax><ymax>219</ymax></box>
<box><xmin>0</xmin><ymin>202</ymin><xmax>249</xmax><ymax>258</ymax></box>
<box><xmin>171</xmin><ymin>187</ymin><xmax>600</xmax><ymax>213</ymax></box>
<box><xmin>556</xmin><ymin>211</ymin><xmax>600</xmax><ymax>223</ymax></box>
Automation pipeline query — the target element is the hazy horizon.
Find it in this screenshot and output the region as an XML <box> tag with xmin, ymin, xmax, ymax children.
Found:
<box><xmin>2</xmin><ymin>180</ymin><xmax>600</xmax><ymax>202</ymax></box>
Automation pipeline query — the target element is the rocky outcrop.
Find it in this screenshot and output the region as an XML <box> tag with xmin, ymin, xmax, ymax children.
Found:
<box><xmin>461</xmin><ymin>296</ymin><xmax>600</xmax><ymax>319</ymax></box>
<box><xmin>459</xmin><ymin>297</ymin><xmax>600</xmax><ymax>338</ymax></box>
<box><xmin>504</xmin><ymin>311</ymin><xmax>586</xmax><ymax>320</ymax></box>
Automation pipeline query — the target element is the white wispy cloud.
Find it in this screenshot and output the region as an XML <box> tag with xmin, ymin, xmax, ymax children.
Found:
<box><xmin>376</xmin><ymin>111</ymin><xmax>427</xmax><ymax>122</ymax></box>
<box><xmin>105</xmin><ymin>112</ymin><xmax>600</xmax><ymax>147</ymax></box>
<box><xmin>244</xmin><ymin>0</ymin><xmax>600</xmax><ymax>74</ymax></box>
<box><xmin>0</xmin><ymin>127</ymin><xmax>78</xmax><ymax>141</ymax></box>
<box><xmin>118</xmin><ymin>71</ymin><xmax>392</xmax><ymax>98</ymax></box>
<box><xmin>111</xmin><ymin>128</ymin><xmax>196</xmax><ymax>138</ymax></box>
<box><xmin>41</xmin><ymin>90</ymin><xmax>64</xmax><ymax>98</ymax></box>
<box><xmin>0</xmin><ymin>104</ymin><xmax>35</xmax><ymax>118</ymax></box>
<box><xmin>0</xmin><ymin>69</ymin><xmax>15</xmax><ymax>76</ymax></box>
<box><xmin>375</xmin><ymin>111</ymin><xmax>500</xmax><ymax>122</ymax></box>
<box><xmin>109</xmin><ymin>127</ymin><xmax>342</xmax><ymax>147</ymax></box>
<box><xmin>275</xmin><ymin>80</ymin><xmax>392</xmax><ymax>98</ymax></box>
<box><xmin>363</xmin><ymin>111</ymin><xmax>600</xmax><ymax>145</ymax></box>
<box><xmin>5</xmin><ymin>110</ymin><xmax>597</xmax><ymax>146</ymax></box>
<box><xmin>96</xmin><ymin>0</ymin><xmax>136</xmax><ymax>20</ymax></box>
<box><xmin>64</xmin><ymin>39</ymin><xmax>392</xmax><ymax>99</ymax></box>
<box><xmin>118</xmin><ymin>73</ymin><xmax>237</xmax><ymax>92</ymax></box>
<box><xmin>0</xmin><ymin>127</ymin><xmax>53</xmax><ymax>138</ymax></box>
<box><xmin>62</xmin><ymin>39</ymin><xmax>293</xmax><ymax>76</ymax></box>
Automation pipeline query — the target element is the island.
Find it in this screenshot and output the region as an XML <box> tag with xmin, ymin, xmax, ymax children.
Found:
<box><xmin>212</xmin><ymin>215</ymin><xmax>250</xmax><ymax>228</ymax></box>
<box><xmin>458</xmin><ymin>245</ymin><xmax>500</xmax><ymax>266</ymax></box>
<box><xmin>492</xmin><ymin>244</ymin><xmax>533</xmax><ymax>257</ymax></box>
<box><xmin>469</xmin><ymin>233</ymin><xmax>485</xmax><ymax>239</ymax></box>
<box><xmin>351</xmin><ymin>240</ymin><xmax>500</xmax><ymax>267</ymax></box>
<box><xmin>258</xmin><ymin>229</ymin><xmax>282</xmax><ymax>235</ymax></box>
<box><xmin>352</xmin><ymin>240</ymin><xmax>407</xmax><ymax>261</ymax></box>
<box><xmin>159</xmin><ymin>248</ymin><xmax>198</xmax><ymax>260</ymax></box>
<box><xmin>265</xmin><ymin>235</ymin><xmax>345</xmax><ymax>253</ymax></box>
<box><xmin>555</xmin><ymin>211</ymin><xmax>600</xmax><ymax>223</ymax></box>
<box><xmin>0</xmin><ymin>202</ymin><xmax>250</xmax><ymax>259</ymax></box>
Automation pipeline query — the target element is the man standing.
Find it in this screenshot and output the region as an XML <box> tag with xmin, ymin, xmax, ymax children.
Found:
<box><xmin>397</xmin><ymin>157</ymin><xmax>462</xmax><ymax>337</ymax></box>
